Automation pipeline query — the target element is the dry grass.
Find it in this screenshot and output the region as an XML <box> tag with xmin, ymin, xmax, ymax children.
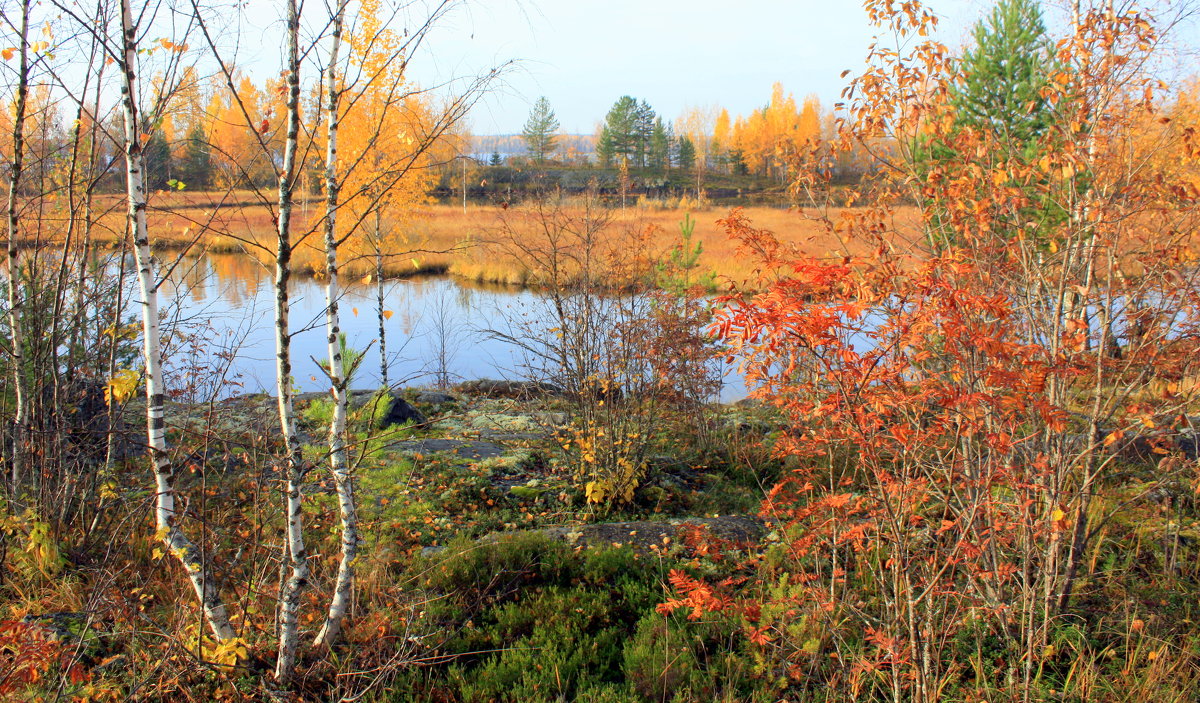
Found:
<box><xmin>77</xmin><ymin>191</ymin><xmax>920</xmax><ymax>286</ymax></box>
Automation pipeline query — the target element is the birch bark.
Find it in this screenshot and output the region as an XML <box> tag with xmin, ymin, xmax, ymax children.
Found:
<box><xmin>118</xmin><ymin>0</ymin><xmax>233</xmax><ymax>641</ymax></box>
<box><xmin>5</xmin><ymin>0</ymin><xmax>29</xmax><ymax>498</ymax></box>
<box><xmin>314</xmin><ymin>0</ymin><xmax>359</xmax><ymax>648</ymax></box>
<box><xmin>273</xmin><ymin>0</ymin><xmax>309</xmax><ymax>682</ymax></box>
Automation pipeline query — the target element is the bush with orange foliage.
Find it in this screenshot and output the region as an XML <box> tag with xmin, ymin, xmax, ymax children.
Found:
<box><xmin>666</xmin><ymin>2</ymin><xmax>1200</xmax><ymax>701</ymax></box>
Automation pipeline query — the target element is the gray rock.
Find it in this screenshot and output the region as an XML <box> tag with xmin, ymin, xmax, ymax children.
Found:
<box><xmin>378</xmin><ymin>396</ymin><xmax>427</xmax><ymax>428</ymax></box>
<box><xmin>392</xmin><ymin>438</ymin><xmax>507</xmax><ymax>460</ymax></box>
<box><xmin>525</xmin><ymin>515</ymin><xmax>766</xmax><ymax>554</ymax></box>
<box><xmin>456</xmin><ymin>378</ymin><xmax>564</xmax><ymax>399</ymax></box>
<box><xmin>21</xmin><ymin>612</ymin><xmax>89</xmax><ymax>642</ymax></box>
<box><xmin>415</xmin><ymin>391</ymin><xmax>458</xmax><ymax>405</ymax></box>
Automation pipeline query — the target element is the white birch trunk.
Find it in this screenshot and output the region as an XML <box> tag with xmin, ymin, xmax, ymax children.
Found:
<box><xmin>119</xmin><ymin>0</ymin><xmax>234</xmax><ymax>641</ymax></box>
<box><xmin>274</xmin><ymin>0</ymin><xmax>309</xmax><ymax>682</ymax></box>
<box><xmin>376</xmin><ymin>230</ymin><xmax>387</xmax><ymax>388</ymax></box>
<box><xmin>314</xmin><ymin>1</ymin><xmax>358</xmax><ymax>648</ymax></box>
<box><xmin>5</xmin><ymin>0</ymin><xmax>30</xmax><ymax>497</ymax></box>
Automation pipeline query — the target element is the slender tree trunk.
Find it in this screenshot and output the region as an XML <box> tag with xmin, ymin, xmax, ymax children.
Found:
<box><xmin>314</xmin><ymin>1</ymin><xmax>358</xmax><ymax>648</ymax></box>
<box><xmin>375</xmin><ymin>216</ymin><xmax>387</xmax><ymax>388</ymax></box>
<box><xmin>5</xmin><ymin>0</ymin><xmax>30</xmax><ymax>502</ymax></box>
<box><xmin>118</xmin><ymin>0</ymin><xmax>234</xmax><ymax>641</ymax></box>
<box><xmin>274</xmin><ymin>0</ymin><xmax>309</xmax><ymax>682</ymax></box>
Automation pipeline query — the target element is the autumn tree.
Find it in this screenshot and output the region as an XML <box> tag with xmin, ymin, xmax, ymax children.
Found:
<box><xmin>681</xmin><ymin>2</ymin><xmax>1200</xmax><ymax>701</ymax></box>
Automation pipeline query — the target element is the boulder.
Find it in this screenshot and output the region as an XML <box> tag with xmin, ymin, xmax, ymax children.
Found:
<box><xmin>456</xmin><ymin>379</ymin><xmax>563</xmax><ymax>400</ymax></box>
<box><xmin>376</xmin><ymin>395</ymin><xmax>427</xmax><ymax>429</ymax></box>
<box><xmin>414</xmin><ymin>390</ymin><xmax>458</xmax><ymax>405</ymax></box>
<box><xmin>391</xmin><ymin>438</ymin><xmax>507</xmax><ymax>461</ymax></box>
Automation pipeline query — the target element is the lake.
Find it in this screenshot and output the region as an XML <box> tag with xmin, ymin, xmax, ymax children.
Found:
<box><xmin>146</xmin><ymin>251</ymin><xmax>752</xmax><ymax>402</ymax></box>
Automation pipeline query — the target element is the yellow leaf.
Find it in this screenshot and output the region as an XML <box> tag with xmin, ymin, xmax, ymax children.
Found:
<box><xmin>105</xmin><ymin>369</ymin><xmax>140</xmax><ymax>406</ymax></box>
<box><xmin>1103</xmin><ymin>430</ymin><xmax>1124</xmax><ymax>447</ymax></box>
<box><xmin>382</xmin><ymin>310</ymin><xmax>394</xmax><ymax>320</ymax></box>
<box><xmin>1</xmin><ymin>48</ymin><xmax>13</xmax><ymax>60</ymax></box>
<box><xmin>352</xmin><ymin>307</ymin><xmax>358</xmax><ymax>317</ymax></box>
<box><xmin>1051</xmin><ymin>509</ymin><xmax>1065</xmax><ymax>522</ymax></box>
<box><xmin>151</xmin><ymin>548</ymin><xmax>164</xmax><ymax>560</ymax></box>
<box><xmin>362</xmin><ymin>274</ymin><xmax>372</xmax><ymax>285</ymax></box>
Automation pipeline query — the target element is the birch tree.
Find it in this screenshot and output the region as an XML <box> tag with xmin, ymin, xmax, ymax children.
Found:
<box><xmin>4</xmin><ymin>0</ymin><xmax>30</xmax><ymax>500</ymax></box>
<box><xmin>117</xmin><ymin>0</ymin><xmax>234</xmax><ymax>641</ymax></box>
<box><xmin>313</xmin><ymin>0</ymin><xmax>356</xmax><ymax>649</ymax></box>
<box><xmin>273</xmin><ymin>0</ymin><xmax>309</xmax><ymax>682</ymax></box>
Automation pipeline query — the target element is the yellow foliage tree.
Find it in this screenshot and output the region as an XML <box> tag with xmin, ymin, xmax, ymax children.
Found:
<box><xmin>333</xmin><ymin>0</ymin><xmax>451</xmax><ymax>383</ymax></box>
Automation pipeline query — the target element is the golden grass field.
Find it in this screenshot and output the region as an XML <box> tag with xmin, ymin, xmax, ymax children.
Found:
<box><xmin>79</xmin><ymin>190</ymin><xmax>919</xmax><ymax>287</ymax></box>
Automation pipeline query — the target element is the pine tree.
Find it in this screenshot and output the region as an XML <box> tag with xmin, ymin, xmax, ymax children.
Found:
<box><xmin>951</xmin><ymin>0</ymin><xmax>1057</xmax><ymax>155</ymax></box>
<box><xmin>521</xmin><ymin>96</ymin><xmax>559</xmax><ymax>164</ymax></box>
<box><xmin>602</xmin><ymin>96</ymin><xmax>639</xmax><ymax>166</ymax></box>
<box><xmin>489</xmin><ymin>150</ymin><xmax>501</xmax><ymax>166</ymax></box>
<box><xmin>920</xmin><ymin>0</ymin><xmax>1064</xmax><ymax>249</ymax></box>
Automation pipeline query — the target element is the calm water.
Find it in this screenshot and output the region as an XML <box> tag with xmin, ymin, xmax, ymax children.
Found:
<box><xmin>145</xmin><ymin>251</ymin><xmax>751</xmax><ymax>402</ymax></box>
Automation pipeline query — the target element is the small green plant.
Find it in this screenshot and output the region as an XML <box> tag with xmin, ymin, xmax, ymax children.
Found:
<box><xmin>657</xmin><ymin>213</ymin><xmax>716</xmax><ymax>294</ymax></box>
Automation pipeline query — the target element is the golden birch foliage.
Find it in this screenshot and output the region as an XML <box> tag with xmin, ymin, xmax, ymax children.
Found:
<box><xmin>205</xmin><ymin>75</ymin><xmax>276</xmax><ymax>187</ymax></box>
<box><xmin>336</xmin><ymin>0</ymin><xmax>442</xmax><ymax>261</ymax></box>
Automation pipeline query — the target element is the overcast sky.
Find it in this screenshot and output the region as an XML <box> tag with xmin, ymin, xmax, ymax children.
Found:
<box><xmin>232</xmin><ymin>0</ymin><xmax>1196</xmax><ymax>135</ymax></box>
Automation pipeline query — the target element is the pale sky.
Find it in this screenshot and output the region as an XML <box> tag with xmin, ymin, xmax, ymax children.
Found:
<box><xmin>229</xmin><ymin>0</ymin><xmax>1196</xmax><ymax>135</ymax></box>
<box><xmin>398</xmin><ymin>0</ymin><xmax>993</xmax><ymax>134</ymax></box>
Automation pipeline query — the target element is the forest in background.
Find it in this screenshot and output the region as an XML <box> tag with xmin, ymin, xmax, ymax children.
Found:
<box><xmin>2</xmin><ymin>0</ymin><xmax>1200</xmax><ymax>701</ymax></box>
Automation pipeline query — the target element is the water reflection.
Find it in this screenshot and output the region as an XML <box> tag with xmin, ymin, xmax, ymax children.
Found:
<box><xmin>148</xmin><ymin>251</ymin><xmax>750</xmax><ymax>401</ymax></box>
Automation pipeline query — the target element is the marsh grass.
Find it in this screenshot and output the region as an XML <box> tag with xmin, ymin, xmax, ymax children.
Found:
<box><xmin>72</xmin><ymin>192</ymin><xmax>914</xmax><ymax>288</ymax></box>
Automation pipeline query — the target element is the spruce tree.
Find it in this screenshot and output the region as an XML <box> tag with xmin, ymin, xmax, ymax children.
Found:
<box><xmin>521</xmin><ymin>96</ymin><xmax>560</xmax><ymax>164</ymax></box>
<box><xmin>179</xmin><ymin>125</ymin><xmax>211</xmax><ymax>189</ymax></box>
<box><xmin>596</xmin><ymin>126</ymin><xmax>615</xmax><ymax>168</ymax></box>
<box><xmin>649</xmin><ymin>117</ymin><xmax>670</xmax><ymax>171</ymax></box>
<box><xmin>675</xmin><ymin>135</ymin><xmax>696</xmax><ymax>171</ymax></box>
<box><xmin>635</xmin><ymin>99</ymin><xmax>655</xmax><ymax>167</ymax></box>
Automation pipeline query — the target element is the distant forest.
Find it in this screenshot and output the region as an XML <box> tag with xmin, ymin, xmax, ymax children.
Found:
<box><xmin>472</xmin><ymin>133</ymin><xmax>596</xmax><ymax>161</ymax></box>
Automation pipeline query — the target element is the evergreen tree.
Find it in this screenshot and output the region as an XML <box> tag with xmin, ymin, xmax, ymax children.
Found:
<box><xmin>634</xmin><ymin>99</ymin><xmax>655</xmax><ymax>167</ymax></box>
<box><xmin>919</xmin><ymin>0</ymin><xmax>1064</xmax><ymax>249</ymax></box>
<box><xmin>521</xmin><ymin>96</ymin><xmax>560</xmax><ymax>164</ymax></box>
<box><xmin>596</xmin><ymin>126</ymin><xmax>615</xmax><ymax>168</ymax></box>
<box><xmin>675</xmin><ymin>135</ymin><xmax>696</xmax><ymax>171</ymax></box>
<box><xmin>950</xmin><ymin>0</ymin><xmax>1057</xmax><ymax>155</ymax></box>
<box><xmin>178</xmin><ymin>124</ymin><xmax>211</xmax><ymax>189</ymax></box>
<box><xmin>143</xmin><ymin>130</ymin><xmax>172</xmax><ymax>188</ymax></box>
<box><xmin>489</xmin><ymin>151</ymin><xmax>502</xmax><ymax>166</ymax></box>
<box><xmin>649</xmin><ymin>117</ymin><xmax>670</xmax><ymax>171</ymax></box>
<box><xmin>602</xmin><ymin>96</ymin><xmax>639</xmax><ymax>165</ymax></box>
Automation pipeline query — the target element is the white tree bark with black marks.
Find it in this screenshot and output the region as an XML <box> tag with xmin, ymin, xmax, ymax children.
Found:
<box><xmin>118</xmin><ymin>0</ymin><xmax>234</xmax><ymax>641</ymax></box>
<box><xmin>375</xmin><ymin>217</ymin><xmax>388</xmax><ymax>388</ymax></box>
<box><xmin>5</xmin><ymin>0</ymin><xmax>30</xmax><ymax>498</ymax></box>
<box><xmin>314</xmin><ymin>0</ymin><xmax>358</xmax><ymax>649</ymax></box>
<box><xmin>274</xmin><ymin>0</ymin><xmax>309</xmax><ymax>683</ymax></box>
